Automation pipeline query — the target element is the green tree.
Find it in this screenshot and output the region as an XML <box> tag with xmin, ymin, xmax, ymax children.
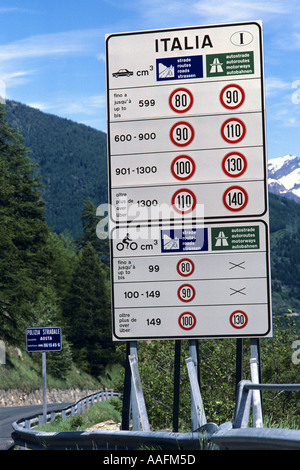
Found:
<box><xmin>45</xmin><ymin>230</ymin><xmax>77</xmax><ymax>308</ymax></box>
<box><xmin>77</xmin><ymin>198</ymin><xmax>109</xmax><ymax>267</ymax></box>
<box><xmin>0</xmin><ymin>104</ymin><xmax>49</xmax><ymax>343</ymax></box>
<box><xmin>28</xmin><ymin>285</ymin><xmax>73</xmax><ymax>378</ymax></box>
<box><xmin>63</xmin><ymin>242</ymin><xmax>115</xmax><ymax>377</ymax></box>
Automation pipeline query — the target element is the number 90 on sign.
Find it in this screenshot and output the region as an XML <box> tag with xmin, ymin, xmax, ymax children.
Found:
<box><xmin>220</xmin><ymin>84</ymin><xmax>245</xmax><ymax>110</ymax></box>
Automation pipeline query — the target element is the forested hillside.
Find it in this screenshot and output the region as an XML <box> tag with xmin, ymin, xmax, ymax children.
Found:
<box><xmin>0</xmin><ymin>103</ymin><xmax>115</xmax><ymax>380</ymax></box>
<box><xmin>269</xmin><ymin>193</ymin><xmax>300</xmax><ymax>317</ymax></box>
<box><xmin>1</xmin><ymin>100</ymin><xmax>300</xmax><ymax>429</ymax></box>
<box><xmin>5</xmin><ymin>100</ymin><xmax>107</xmax><ymax>239</ymax></box>
<box><xmin>1</xmin><ymin>98</ymin><xmax>300</xmax><ymax>382</ymax></box>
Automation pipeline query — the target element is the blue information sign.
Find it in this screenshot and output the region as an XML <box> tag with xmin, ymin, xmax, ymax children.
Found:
<box><xmin>160</xmin><ymin>227</ymin><xmax>208</xmax><ymax>253</ymax></box>
<box><xmin>156</xmin><ymin>55</ymin><xmax>203</xmax><ymax>81</ymax></box>
<box><xmin>26</xmin><ymin>327</ymin><xmax>62</xmax><ymax>352</ymax></box>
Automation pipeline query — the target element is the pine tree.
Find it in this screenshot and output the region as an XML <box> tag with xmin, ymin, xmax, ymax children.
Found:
<box><xmin>63</xmin><ymin>242</ymin><xmax>115</xmax><ymax>376</ymax></box>
<box><xmin>0</xmin><ymin>104</ymin><xmax>49</xmax><ymax>343</ymax></box>
<box><xmin>77</xmin><ymin>198</ymin><xmax>109</xmax><ymax>267</ymax></box>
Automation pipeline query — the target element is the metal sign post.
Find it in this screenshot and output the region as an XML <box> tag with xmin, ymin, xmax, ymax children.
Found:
<box><xmin>42</xmin><ymin>352</ymin><xmax>47</xmax><ymax>423</ymax></box>
<box><xmin>26</xmin><ymin>327</ymin><xmax>62</xmax><ymax>424</ymax></box>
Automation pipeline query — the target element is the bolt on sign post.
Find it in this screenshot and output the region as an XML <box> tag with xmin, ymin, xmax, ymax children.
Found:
<box><xmin>105</xmin><ymin>21</ymin><xmax>272</xmax><ymax>341</ymax></box>
<box><xmin>26</xmin><ymin>327</ymin><xmax>62</xmax><ymax>423</ymax></box>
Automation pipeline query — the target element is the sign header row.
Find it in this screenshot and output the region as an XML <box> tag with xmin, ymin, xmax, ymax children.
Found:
<box><xmin>106</xmin><ymin>22</ymin><xmax>263</xmax><ymax>90</ymax></box>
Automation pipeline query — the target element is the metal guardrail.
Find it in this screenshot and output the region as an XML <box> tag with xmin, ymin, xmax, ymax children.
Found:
<box><xmin>210</xmin><ymin>380</ymin><xmax>300</xmax><ymax>450</ymax></box>
<box><xmin>11</xmin><ymin>387</ymin><xmax>218</xmax><ymax>450</ymax></box>
<box><xmin>11</xmin><ymin>365</ymin><xmax>300</xmax><ymax>450</ymax></box>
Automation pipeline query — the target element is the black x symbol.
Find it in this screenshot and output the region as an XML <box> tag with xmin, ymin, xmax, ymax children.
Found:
<box><xmin>229</xmin><ymin>261</ymin><xmax>245</xmax><ymax>270</ymax></box>
<box><xmin>230</xmin><ymin>287</ymin><xmax>246</xmax><ymax>296</ymax></box>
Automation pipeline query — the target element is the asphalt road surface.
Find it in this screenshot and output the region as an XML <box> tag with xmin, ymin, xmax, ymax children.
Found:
<box><xmin>0</xmin><ymin>403</ymin><xmax>71</xmax><ymax>449</ymax></box>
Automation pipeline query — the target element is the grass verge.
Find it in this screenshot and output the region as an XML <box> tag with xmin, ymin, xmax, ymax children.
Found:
<box><xmin>36</xmin><ymin>398</ymin><xmax>122</xmax><ymax>433</ymax></box>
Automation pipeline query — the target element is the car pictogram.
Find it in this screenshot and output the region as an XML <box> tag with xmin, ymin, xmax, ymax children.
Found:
<box><xmin>112</xmin><ymin>68</ymin><xmax>134</xmax><ymax>78</ymax></box>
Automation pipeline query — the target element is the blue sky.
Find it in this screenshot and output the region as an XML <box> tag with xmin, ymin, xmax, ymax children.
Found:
<box><xmin>0</xmin><ymin>0</ymin><xmax>300</xmax><ymax>158</ymax></box>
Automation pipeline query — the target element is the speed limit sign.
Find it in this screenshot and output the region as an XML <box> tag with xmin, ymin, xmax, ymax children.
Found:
<box><xmin>222</xmin><ymin>152</ymin><xmax>247</xmax><ymax>178</ymax></box>
<box><xmin>178</xmin><ymin>312</ymin><xmax>196</xmax><ymax>330</ymax></box>
<box><xmin>170</xmin><ymin>121</ymin><xmax>195</xmax><ymax>147</ymax></box>
<box><xmin>177</xmin><ymin>284</ymin><xmax>196</xmax><ymax>302</ymax></box>
<box><xmin>176</xmin><ymin>258</ymin><xmax>195</xmax><ymax>277</ymax></box>
<box><xmin>171</xmin><ymin>155</ymin><xmax>196</xmax><ymax>180</ymax></box>
<box><xmin>230</xmin><ymin>310</ymin><xmax>248</xmax><ymax>329</ymax></box>
<box><xmin>169</xmin><ymin>88</ymin><xmax>194</xmax><ymax>113</ymax></box>
<box><xmin>172</xmin><ymin>188</ymin><xmax>196</xmax><ymax>214</ymax></box>
<box><xmin>220</xmin><ymin>84</ymin><xmax>245</xmax><ymax>110</ymax></box>
<box><xmin>106</xmin><ymin>22</ymin><xmax>271</xmax><ymax>341</ymax></box>
<box><xmin>223</xmin><ymin>186</ymin><xmax>248</xmax><ymax>211</ymax></box>
<box><xmin>221</xmin><ymin>118</ymin><xmax>246</xmax><ymax>144</ymax></box>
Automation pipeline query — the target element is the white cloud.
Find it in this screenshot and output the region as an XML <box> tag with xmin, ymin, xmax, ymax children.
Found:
<box><xmin>265</xmin><ymin>77</ymin><xmax>291</xmax><ymax>96</ymax></box>
<box><xmin>193</xmin><ymin>0</ymin><xmax>288</xmax><ymax>22</ymax></box>
<box><xmin>0</xmin><ymin>28</ymin><xmax>105</xmax><ymax>96</ymax></box>
<box><xmin>135</xmin><ymin>0</ymin><xmax>291</xmax><ymax>26</ymax></box>
<box><xmin>27</xmin><ymin>94</ymin><xmax>106</xmax><ymax>118</ymax></box>
<box><xmin>1</xmin><ymin>70</ymin><xmax>37</xmax><ymax>87</ymax></box>
<box><xmin>0</xmin><ymin>8</ymin><xmax>32</xmax><ymax>14</ymax></box>
<box><xmin>0</xmin><ymin>29</ymin><xmax>104</xmax><ymax>62</ymax></box>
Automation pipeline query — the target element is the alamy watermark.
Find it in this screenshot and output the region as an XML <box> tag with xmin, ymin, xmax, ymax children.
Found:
<box><xmin>95</xmin><ymin>200</ymin><xmax>205</xmax><ymax>241</ymax></box>
<box><xmin>291</xmin><ymin>80</ymin><xmax>300</xmax><ymax>105</ymax></box>
<box><xmin>292</xmin><ymin>340</ymin><xmax>300</xmax><ymax>365</ymax></box>
<box><xmin>0</xmin><ymin>79</ymin><xmax>6</xmax><ymax>105</ymax></box>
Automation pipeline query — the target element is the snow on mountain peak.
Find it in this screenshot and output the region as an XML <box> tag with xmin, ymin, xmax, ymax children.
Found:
<box><xmin>267</xmin><ymin>154</ymin><xmax>298</xmax><ymax>172</ymax></box>
<box><xmin>267</xmin><ymin>154</ymin><xmax>300</xmax><ymax>202</ymax></box>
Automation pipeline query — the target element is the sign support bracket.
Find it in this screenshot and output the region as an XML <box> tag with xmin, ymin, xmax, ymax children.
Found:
<box><xmin>236</xmin><ymin>338</ymin><xmax>243</xmax><ymax>393</ymax></box>
<box><xmin>121</xmin><ymin>341</ymin><xmax>140</xmax><ymax>430</ymax></box>
<box><xmin>173</xmin><ymin>340</ymin><xmax>181</xmax><ymax>432</ymax></box>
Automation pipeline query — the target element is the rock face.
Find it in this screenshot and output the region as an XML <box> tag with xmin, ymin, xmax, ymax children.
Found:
<box><xmin>85</xmin><ymin>420</ymin><xmax>121</xmax><ymax>431</ymax></box>
<box><xmin>0</xmin><ymin>388</ymin><xmax>99</xmax><ymax>406</ymax></box>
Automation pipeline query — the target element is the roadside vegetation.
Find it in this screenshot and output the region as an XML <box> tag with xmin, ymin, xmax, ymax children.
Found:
<box><xmin>1</xmin><ymin>101</ymin><xmax>300</xmax><ymax>435</ymax></box>
<box><xmin>36</xmin><ymin>399</ymin><xmax>122</xmax><ymax>433</ymax></box>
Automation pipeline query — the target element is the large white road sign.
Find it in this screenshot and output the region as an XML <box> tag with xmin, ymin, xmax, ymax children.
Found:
<box><xmin>105</xmin><ymin>21</ymin><xmax>272</xmax><ymax>340</ymax></box>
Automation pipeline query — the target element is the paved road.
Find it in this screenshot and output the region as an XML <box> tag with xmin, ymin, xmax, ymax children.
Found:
<box><xmin>0</xmin><ymin>403</ymin><xmax>71</xmax><ymax>449</ymax></box>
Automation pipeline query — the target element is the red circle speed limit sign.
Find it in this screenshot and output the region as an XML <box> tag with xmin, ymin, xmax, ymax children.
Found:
<box><xmin>172</xmin><ymin>188</ymin><xmax>196</xmax><ymax>214</ymax></box>
<box><xmin>222</xmin><ymin>152</ymin><xmax>247</xmax><ymax>178</ymax></box>
<box><xmin>171</xmin><ymin>155</ymin><xmax>195</xmax><ymax>180</ymax></box>
<box><xmin>170</xmin><ymin>121</ymin><xmax>195</xmax><ymax>147</ymax></box>
<box><xmin>169</xmin><ymin>88</ymin><xmax>194</xmax><ymax>113</ymax></box>
<box><xmin>178</xmin><ymin>312</ymin><xmax>196</xmax><ymax>330</ymax></box>
<box><xmin>177</xmin><ymin>258</ymin><xmax>195</xmax><ymax>277</ymax></box>
<box><xmin>223</xmin><ymin>186</ymin><xmax>248</xmax><ymax>211</ymax></box>
<box><xmin>221</xmin><ymin>118</ymin><xmax>246</xmax><ymax>144</ymax></box>
<box><xmin>177</xmin><ymin>284</ymin><xmax>195</xmax><ymax>302</ymax></box>
<box><xmin>220</xmin><ymin>84</ymin><xmax>245</xmax><ymax>110</ymax></box>
<box><xmin>230</xmin><ymin>310</ymin><xmax>248</xmax><ymax>329</ymax></box>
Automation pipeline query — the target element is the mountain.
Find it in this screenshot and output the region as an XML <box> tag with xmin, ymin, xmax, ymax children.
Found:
<box><xmin>3</xmin><ymin>100</ymin><xmax>300</xmax><ymax>315</ymax></box>
<box><xmin>268</xmin><ymin>155</ymin><xmax>300</xmax><ymax>203</ymax></box>
<box><xmin>4</xmin><ymin>100</ymin><xmax>108</xmax><ymax>239</ymax></box>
